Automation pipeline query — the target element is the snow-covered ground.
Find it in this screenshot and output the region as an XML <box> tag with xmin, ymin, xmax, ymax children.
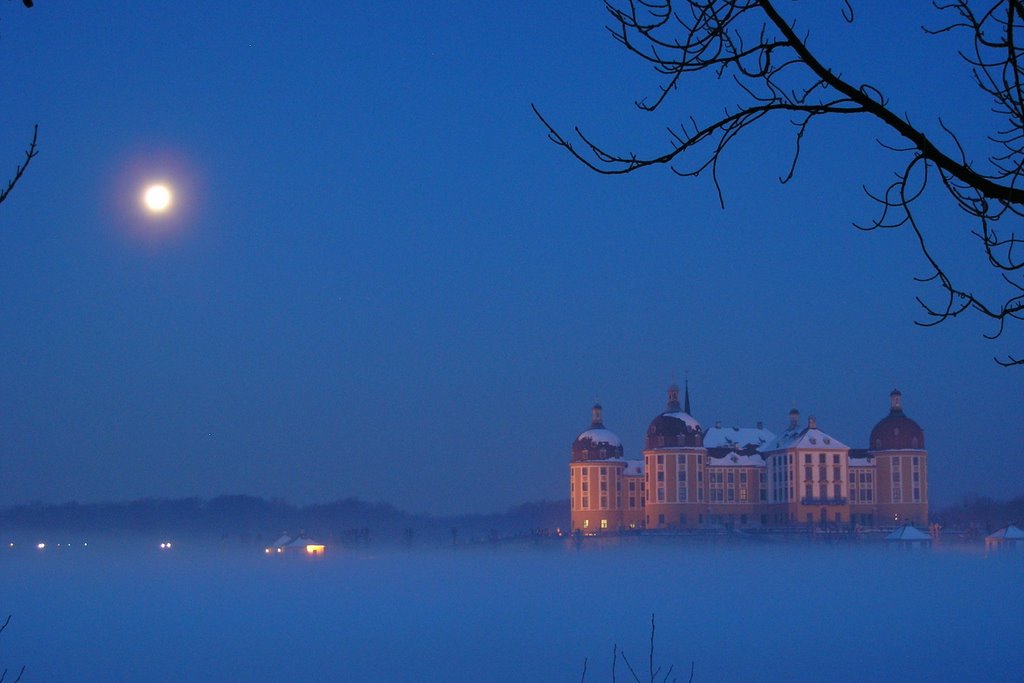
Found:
<box><xmin>1</xmin><ymin>542</ymin><xmax>1020</xmax><ymax>681</ymax></box>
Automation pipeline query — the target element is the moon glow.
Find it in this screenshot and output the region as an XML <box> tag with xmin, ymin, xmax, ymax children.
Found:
<box><xmin>142</xmin><ymin>184</ymin><xmax>173</xmax><ymax>213</ymax></box>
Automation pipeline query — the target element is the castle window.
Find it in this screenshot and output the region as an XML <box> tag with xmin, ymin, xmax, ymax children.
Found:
<box><xmin>727</xmin><ymin>471</ymin><xmax>734</xmax><ymax>484</ymax></box>
<box><xmin>600</xmin><ymin>519</ymin><xmax>608</xmax><ymax>529</ymax></box>
<box><xmin>600</xmin><ymin>496</ymin><xmax>608</xmax><ymax>508</ymax></box>
<box><xmin>805</xmin><ymin>484</ymin><xmax>813</xmax><ymax>499</ymax></box>
<box><xmin>657</xmin><ymin>488</ymin><xmax>665</xmax><ymax>502</ymax></box>
<box><xmin>581</xmin><ymin>482</ymin><xmax>588</xmax><ymax>492</ymax></box>
<box><xmin>819</xmin><ymin>453</ymin><xmax>826</xmax><ymax>464</ymax></box>
<box><xmin>657</xmin><ymin>471</ymin><xmax>665</xmax><ymax>482</ymax></box>
<box><xmin>581</xmin><ymin>467</ymin><xmax>588</xmax><ymax>475</ymax></box>
<box><xmin>657</xmin><ymin>455</ymin><xmax>664</xmax><ymax>464</ymax></box>
<box><xmin>833</xmin><ymin>454</ymin><xmax>840</xmax><ymax>464</ymax></box>
<box><xmin>600</xmin><ymin>481</ymin><xmax>608</xmax><ymax>491</ymax></box>
<box><xmin>583</xmin><ymin>519</ymin><xmax>589</xmax><ymax>528</ymax></box>
<box><xmin>727</xmin><ymin>489</ymin><xmax>735</xmax><ymax>502</ymax></box>
<box><xmin>834</xmin><ymin>484</ymin><xmax>842</xmax><ymax>499</ymax></box>
<box><xmin>804</xmin><ymin>454</ymin><xmax>811</xmax><ymax>465</ymax></box>
<box><xmin>805</xmin><ymin>466</ymin><xmax>812</xmax><ymax>481</ymax></box>
<box><xmin>912</xmin><ymin>456</ymin><xmax>919</xmax><ymax>466</ymax></box>
<box><xmin>913</xmin><ymin>488</ymin><xmax>921</xmax><ymax>501</ymax></box>
<box><xmin>833</xmin><ymin>466</ymin><xmax>840</xmax><ymax>481</ymax></box>
<box><xmin>600</xmin><ymin>467</ymin><xmax>607</xmax><ymax>475</ymax></box>
<box><xmin>582</xmin><ymin>497</ymin><xmax>589</xmax><ymax>508</ymax></box>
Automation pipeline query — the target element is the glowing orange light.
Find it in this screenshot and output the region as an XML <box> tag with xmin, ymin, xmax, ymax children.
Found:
<box><xmin>305</xmin><ymin>544</ymin><xmax>325</xmax><ymax>555</ymax></box>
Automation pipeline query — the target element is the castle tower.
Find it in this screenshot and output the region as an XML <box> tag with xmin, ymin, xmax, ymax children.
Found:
<box><xmin>570</xmin><ymin>404</ymin><xmax>630</xmax><ymax>533</ymax></box>
<box><xmin>868</xmin><ymin>389</ymin><xmax>928</xmax><ymax>526</ymax></box>
<box><xmin>642</xmin><ymin>383</ymin><xmax>707</xmax><ymax>529</ymax></box>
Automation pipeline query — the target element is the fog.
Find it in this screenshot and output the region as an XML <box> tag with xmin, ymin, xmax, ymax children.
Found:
<box><xmin>1</xmin><ymin>541</ymin><xmax>1020</xmax><ymax>681</ymax></box>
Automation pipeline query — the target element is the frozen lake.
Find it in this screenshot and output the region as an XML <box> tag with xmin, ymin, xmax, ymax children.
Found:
<box><xmin>1</xmin><ymin>540</ymin><xmax>1021</xmax><ymax>681</ymax></box>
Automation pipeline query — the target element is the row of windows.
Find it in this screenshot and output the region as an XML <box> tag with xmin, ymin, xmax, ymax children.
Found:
<box><xmin>803</xmin><ymin>453</ymin><xmax>841</xmax><ymax>465</ymax></box>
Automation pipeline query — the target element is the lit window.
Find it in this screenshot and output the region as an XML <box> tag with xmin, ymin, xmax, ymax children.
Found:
<box><xmin>600</xmin><ymin>519</ymin><xmax>608</xmax><ymax>530</ymax></box>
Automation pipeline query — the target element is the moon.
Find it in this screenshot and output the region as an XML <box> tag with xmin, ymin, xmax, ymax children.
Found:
<box><xmin>142</xmin><ymin>183</ymin><xmax>172</xmax><ymax>213</ymax></box>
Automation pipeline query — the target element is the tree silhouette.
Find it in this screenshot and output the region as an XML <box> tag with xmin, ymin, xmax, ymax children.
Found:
<box><xmin>1</xmin><ymin>0</ymin><xmax>37</xmax><ymax>207</ymax></box>
<box><xmin>534</xmin><ymin>0</ymin><xmax>1024</xmax><ymax>366</ymax></box>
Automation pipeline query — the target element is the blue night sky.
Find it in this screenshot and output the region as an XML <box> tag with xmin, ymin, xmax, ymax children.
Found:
<box><xmin>0</xmin><ymin>2</ymin><xmax>1020</xmax><ymax>514</ymax></box>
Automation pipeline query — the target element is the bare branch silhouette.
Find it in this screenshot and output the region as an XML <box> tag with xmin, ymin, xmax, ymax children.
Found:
<box><xmin>579</xmin><ymin>614</ymin><xmax>693</xmax><ymax>683</ymax></box>
<box><xmin>535</xmin><ymin>0</ymin><xmax>1024</xmax><ymax>365</ymax></box>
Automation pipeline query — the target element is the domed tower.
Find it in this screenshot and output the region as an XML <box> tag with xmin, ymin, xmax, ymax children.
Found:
<box><xmin>868</xmin><ymin>389</ymin><xmax>928</xmax><ymax>525</ymax></box>
<box><xmin>570</xmin><ymin>404</ymin><xmax>630</xmax><ymax>534</ymax></box>
<box><xmin>643</xmin><ymin>381</ymin><xmax>707</xmax><ymax>529</ymax></box>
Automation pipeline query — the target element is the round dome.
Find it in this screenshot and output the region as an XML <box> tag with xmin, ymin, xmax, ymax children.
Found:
<box><xmin>571</xmin><ymin>404</ymin><xmax>624</xmax><ymax>462</ymax></box>
<box><xmin>869</xmin><ymin>389</ymin><xmax>925</xmax><ymax>450</ymax></box>
<box><xmin>645</xmin><ymin>383</ymin><xmax>703</xmax><ymax>449</ymax></box>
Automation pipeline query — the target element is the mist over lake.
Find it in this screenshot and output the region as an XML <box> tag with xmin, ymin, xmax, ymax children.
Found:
<box><xmin>1</xmin><ymin>541</ymin><xmax>1021</xmax><ymax>682</ymax></box>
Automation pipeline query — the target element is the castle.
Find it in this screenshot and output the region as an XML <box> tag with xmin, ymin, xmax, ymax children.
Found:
<box><xmin>569</xmin><ymin>385</ymin><xmax>928</xmax><ymax>533</ymax></box>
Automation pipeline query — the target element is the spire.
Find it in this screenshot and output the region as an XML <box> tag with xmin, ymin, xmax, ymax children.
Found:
<box><xmin>591</xmin><ymin>403</ymin><xmax>604</xmax><ymax>428</ymax></box>
<box><xmin>684</xmin><ymin>378</ymin><xmax>691</xmax><ymax>414</ymax></box>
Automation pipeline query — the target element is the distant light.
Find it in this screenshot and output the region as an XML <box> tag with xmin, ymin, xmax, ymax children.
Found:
<box><xmin>160</xmin><ymin>541</ymin><xmax>173</xmax><ymax>550</ymax></box>
<box><xmin>36</xmin><ymin>543</ymin><xmax>45</xmax><ymax>550</ymax></box>
<box><xmin>142</xmin><ymin>184</ymin><xmax>172</xmax><ymax>213</ymax></box>
<box><xmin>305</xmin><ymin>544</ymin><xmax>325</xmax><ymax>555</ymax></box>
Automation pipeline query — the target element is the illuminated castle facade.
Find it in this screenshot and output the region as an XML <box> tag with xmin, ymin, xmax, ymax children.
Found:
<box><xmin>569</xmin><ymin>385</ymin><xmax>928</xmax><ymax>533</ymax></box>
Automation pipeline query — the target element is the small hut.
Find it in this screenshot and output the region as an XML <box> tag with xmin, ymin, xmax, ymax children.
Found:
<box><xmin>984</xmin><ymin>524</ymin><xmax>1024</xmax><ymax>552</ymax></box>
<box><xmin>885</xmin><ymin>524</ymin><xmax>932</xmax><ymax>549</ymax></box>
<box><xmin>265</xmin><ymin>533</ymin><xmax>326</xmax><ymax>556</ymax></box>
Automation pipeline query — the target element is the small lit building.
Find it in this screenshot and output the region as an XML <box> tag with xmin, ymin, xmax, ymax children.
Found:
<box><xmin>984</xmin><ymin>524</ymin><xmax>1024</xmax><ymax>552</ymax></box>
<box><xmin>265</xmin><ymin>533</ymin><xmax>325</xmax><ymax>556</ymax></box>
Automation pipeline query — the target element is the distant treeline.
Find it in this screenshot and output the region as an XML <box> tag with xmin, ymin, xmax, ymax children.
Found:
<box><xmin>0</xmin><ymin>495</ymin><xmax>570</xmax><ymax>546</ymax></box>
<box><xmin>932</xmin><ymin>494</ymin><xmax>1024</xmax><ymax>531</ymax></box>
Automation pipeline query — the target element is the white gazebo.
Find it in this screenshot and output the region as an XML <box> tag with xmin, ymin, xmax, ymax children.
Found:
<box><xmin>885</xmin><ymin>524</ymin><xmax>932</xmax><ymax>549</ymax></box>
<box><xmin>984</xmin><ymin>524</ymin><xmax>1024</xmax><ymax>552</ymax></box>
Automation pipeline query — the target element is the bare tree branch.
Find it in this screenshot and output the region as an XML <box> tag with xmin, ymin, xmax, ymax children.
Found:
<box><xmin>0</xmin><ymin>125</ymin><xmax>39</xmax><ymax>206</ymax></box>
<box><xmin>534</xmin><ymin>0</ymin><xmax>1024</xmax><ymax>365</ymax></box>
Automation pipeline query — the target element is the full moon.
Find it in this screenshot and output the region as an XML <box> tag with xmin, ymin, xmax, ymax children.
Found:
<box><xmin>142</xmin><ymin>184</ymin><xmax>172</xmax><ymax>213</ymax></box>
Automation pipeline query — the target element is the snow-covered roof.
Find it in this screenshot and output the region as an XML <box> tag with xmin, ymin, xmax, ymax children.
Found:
<box><xmin>848</xmin><ymin>456</ymin><xmax>874</xmax><ymax>467</ymax></box>
<box><xmin>708</xmin><ymin>451</ymin><xmax>765</xmax><ymax>467</ymax></box>
<box><xmin>622</xmin><ymin>460</ymin><xmax>644</xmax><ymax>476</ymax></box>
<box><xmin>986</xmin><ymin>524</ymin><xmax>1024</xmax><ymax>540</ymax></box>
<box><xmin>659</xmin><ymin>411</ymin><xmax>700</xmax><ymax>430</ymax></box>
<box><xmin>704</xmin><ymin>425</ymin><xmax>775</xmax><ymax>452</ymax></box>
<box><xmin>574</xmin><ymin>428</ymin><xmax>621</xmax><ymax>448</ymax></box>
<box><xmin>885</xmin><ymin>525</ymin><xmax>931</xmax><ymax>541</ymax></box>
<box><xmin>285</xmin><ymin>535</ymin><xmax>317</xmax><ymax>547</ymax></box>
<box><xmin>271</xmin><ymin>534</ymin><xmax>292</xmax><ymax>547</ymax></box>
<box><xmin>761</xmin><ymin>427</ymin><xmax>849</xmax><ymax>453</ymax></box>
